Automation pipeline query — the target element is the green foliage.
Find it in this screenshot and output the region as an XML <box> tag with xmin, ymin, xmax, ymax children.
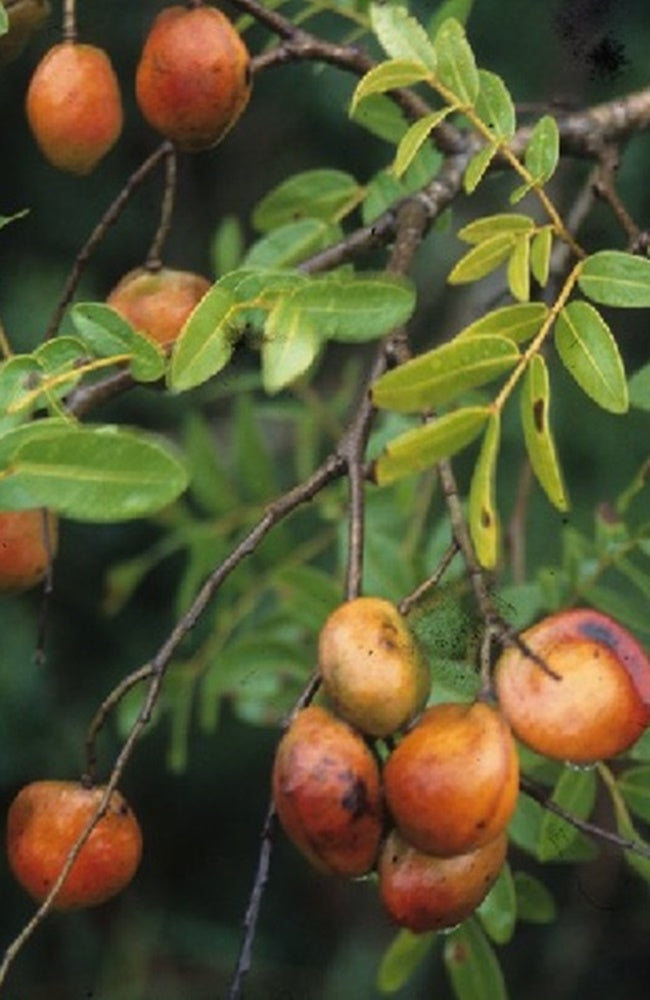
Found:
<box><xmin>376</xmin><ymin>928</ymin><xmax>435</xmax><ymax>993</ymax></box>
<box><xmin>443</xmin><ymin>917</ymin><xmax>508</xmax><ymax>1000</ymax></box>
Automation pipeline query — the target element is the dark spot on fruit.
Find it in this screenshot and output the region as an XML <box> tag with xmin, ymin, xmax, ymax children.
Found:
<box><xmin>341</xmin><ymin>776</ymin><xmax>371</xmax><ymax>820</ymax></box>
<box><xmin>579</xmin><ymin>619</ymin><xmax>618</xmax><ymax>652</ymax></box>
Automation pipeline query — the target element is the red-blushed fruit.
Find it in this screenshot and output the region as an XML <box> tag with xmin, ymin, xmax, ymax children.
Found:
<box><xmin>135</xmin><ymin>5</ymin><xmax>252</xmax><ymax>151</ymax></box>
<box><xmin>495</xmin><ymin>608</ymin><xmax>650</xmax><ymax>764</ymax></box>
<box><xmin>383</xmin><ymin>701</ymin><xmax>519</xmax><ymax>857</ymax></box>
<box><xmin>106</xmin><ymin>267</ymin><xmax>211</xmax><ymax>348</ymax></box>
<box><xmin>26</xmin><ymin>41</ymin><xmax>122</xmax><ymax>174</ymax></box>
<box><xmin>378</xmin><ymin>828</ymin><xmax>508</xmax><ymax>933</ymax></box>
<box><xmin>271</xmin><ymin>705</ymin><xmax>383</xmax><ymax>877</ymax></box>
<box><xmin>6</xmin><ymin>780</ymin><xmax>142</xmax><ymax>909</ymax></box>
<box><xmin>318</xmin><ymin>596</ymin><xmax>431</xmax><ymax>738</ymax></box>
<box><xmin>0</xmin><ymin>509</ymin><xmax>58</xmax><ymax>592</ymax></box>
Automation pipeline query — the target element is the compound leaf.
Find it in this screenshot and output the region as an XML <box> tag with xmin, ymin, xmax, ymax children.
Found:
<box><xmin>433</xmin><ymin>17</ymin><xmax>479</xmax><ymax>106</ymax></box>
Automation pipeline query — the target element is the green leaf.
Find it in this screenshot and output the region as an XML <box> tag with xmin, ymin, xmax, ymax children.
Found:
<box><xmin>468</xmin><ymin>412</ymin><xmax>500</xmax><ymax>569</ymax></box>
<box><xmin>372</xmin><ymin>335</ymin><xmax>519</xmax><ymax>412</ymax></box>
<box><xmin>374</xmin><ymin>407</ymin><xmax>489</xmax><ymax>484</ymax></box>
<box><xmin>262</xmin><ymin>309</ymin><xmax>321</xmax><ymax>394</ymax></box>
<box><xmin>476</xmin><ymin>863</ymin><xmax>516</xmax><ymax>944</ymax></box>
<box><xmin>578</xmin><ymin>250</ymin><xmax>650</xmax><ymax>307</ymax></box>
<box><xmin>0</xmin><ymin>5</ymin><xmax>8</xmax><ymax>35</ymax></box>
<box><xmin>428</xmin><ymin>0</ymin><xmax>474</xmax><ymax>37</ymax></box>
<box><xmin>183</xmin><ymin>412</ymin><xmax>237</xmax><ymax>516</ymax></box>
<box><xmin>70</xmin><ymin>303</ymin><xmax>166</xmax><ymax>382</ymax></box>
<box><xmin>443</xmin><ymin>917</ymin><xmax>508</xmax><ymax>1000</ymax></box>
<box><xmin>474</xmin><ymin>69</ymin><xmax>515</xmax><ymax>139</ymax></box>
<box><xmin>599</xmin><ymin>763</ymin><xmax>650</xmax><ymax>882</ymax></box>
<box><xmin>506</xmin><ymin>233</ymin><xmax>531</xmax><ymax>302</ymax></box>
<box><xmin>350</xmin><ymin>92</ymin><xmax>409</xmax><ymax>144</ymax></box>
<box><xmin>457</xmin><ymin>302</ymin><xmax>548</xmax><ymax>344</ymax></box>
<box><xmin>618</xmin><ymin>765</ymin><xmax>650</xmax><ymax>824</ymax></box>
<box><xmin>538</xmin><ymin>767</ymin><xmax>597</xmax><ymax>863</ymax></box>
<box><xmin>554</xmin><ymin>300</ymin><xmax>628</xmax><ymax>413</ymax></box>
<box><xmin>393</xmin><ymin>108</ymin><xmax>453</xmax><ymax>178</ymax></box>
<box><xmin>370</xmin><ymin>2</ymin><xmax>437</xmax><ymax>71</ymax></box>
<box><xmin>350</xmin><ymin>58</ymin><xmax>434</xmax><ymax>116</ymax></box>
<box><xmin>628</xmin><ymin>362</ymin><xmax>650</xmax><ymax>410</ymax></box>
<box><xmin>211</xmin><ymin>213</ymin><xmax>244</xmax><ymax>274</ymax></box>
<box><xmin>0</xmin><ymin>425</ymin><xmax>188</xmax><ymax>520</ymax></box>
<box><xmin>243</xmin><ymin>218</ymin><xmax>342</xmax><ymax>269</ymax></box>
<box><xmin>433</xmin><ymin>17</ymin><xmax>479</xmax><ymax>106</ymax></box>
<box><xmin>463</xmin><ymin>143</ymin><xmax>498</xmax><ymax>194</ymax></box>
<box><xmin>252</xmin><ymin>169</ymin><xmax>363</xmax><ymax>232</ymax></box>
<box><xmin>448</xmin><ymin>232</ymin><xmax>515</xmax><ymax>284</ymax></box>
<box><xmin>168</xmin><ymin>284</ymin><xmax>238</xmax><ymax>392</ymax></box>
<box><xmin>530</xmin><ymin>226</ymin><xmax>553</xmax><ymax>286</ymax></box>
<box><xmin>376</xmin><ymin>928</ymin><xmax>435</xmax><ymax>993</ymax></box>
<box><xmin>520</xmin><ymin>354</ymin><xmax>569</xmax><ymax>511</ymax></box>
<box><xmin>0</xmin><ymin>417</ymin><xmax>72</xmax><ymax>466</ymax></box>
<box><xmin>458</xmin><ymin>214</ymin><xmax>534</xmax><ymax>245</ymax></box>
<box><xmin>0</xmin><ymin>356</ymin><xmax>43</xmax><ymax>430</ymax></box>
<box><xmin>524</xmin><ymin>114</ymin><xmax>559</xmax><ymax>183</ymax></box>
<box><xmin>512</xmin><ymin>871</ymin><xmax>556</xmax><ymax>924</ymax></box>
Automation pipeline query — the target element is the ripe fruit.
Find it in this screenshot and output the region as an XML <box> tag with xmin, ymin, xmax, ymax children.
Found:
<box><xmin>378</xmin><ymin>829</ymin><xmax>508</xmax><ymax>933</ymax></box>
<box><xmin>271</xmin><ymin>705</ymin><xmax>383</xmax><ymax>876</ymax></box>
<box><xmin>26</xmin><ymin>41</ymin><xmax>122</xmax><ymax>174</ymax></box>
<box><xmin>106</xmin><ymin>267</ymin><xmax>211</xmax><ymax>347</ymax></box>
<box><xmin>495</xmin><ymin>608</ymin><xmax>650</xmax><ymax>764</ymax></box>
<box><xmin>135</xmin><ymin>5</ymin><xmax>252</xmax><ymax>151</ymax></box>
<box><xmin>0</xmin><ymin>509</ymin><xmax>57</xmax><ymax>592</ymax></box>
<box><xmin>7</xmin><ymin>780</ymin><xmax>142</xmax><ymax>909</ymax></box>
<box><xmin>383</xmin><ymin>701</ymin><xmax>519</xmax><ymax>857</ymax></box>
<box><xmin>318</xmin><ymin>597</ymin><xmax>431</xmax><ymax>737</ymax></box>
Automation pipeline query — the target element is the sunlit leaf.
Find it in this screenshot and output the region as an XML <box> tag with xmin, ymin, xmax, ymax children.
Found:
<box><xmin>372</xmin><ymin>335</ymin><xmax>519</xmax><ymax>412</ymax></box>
<box><xmin>350</xmin><ymin>58</ymin><xmax>434</xmax><ymax>116</ymax></box>
<box><xmin>374</xmin><ymin>407</ymin><xmax>489</xmax><ymax>484</ymax></box>
<box><xmin>524</xmin><ymin>114</ymin><xmax>559</xmax><ymax>183</ymax></box>
<box><xmin>578</xmin><ymin>250</ymin><xmax>650</xmax><ymax>307</ymax></box>
<box><xmin>370</xmin><ymin>2</ymin><xmax>437</xmax><ymax>71</ymax></box>
<box><xmin>262</xmin><ymin>310</ymin><xmax>321</xmax><ymax>393</ymax></box>
<box><xmin>433</xmin><ymin>17</ymin><xmax>479</xmax><ymax>105</ymax></box>
<box><xmin>168</xmin><ymin>284</ymin><xmax>238</xmax><ymax>391</ymax></box>
<box><xmin>457</xmin><ymin>302</ymin><xmax>548</xmax><ymax>344</ymax></box>
<box><xmin>463</xmin><ymin>143</ymin><xmax>498</xmax><ymax>194</ymax></box>
<box><xmin>376</xmin><ymin>927</ymin><xmax>435</xmax><ymax>993</ymax></box>
<box><xmin>458</xmin><ymin>213</ymin><xmax>533</xmax><ymax>245</ymax></box>
<box><xmin>0</xmin><ymin>355</ymin><xmax>44</xmax><ymax>430</ymax></box>
<box><xmin>530</xmin><ymin>226</ymin><xmax>553</xmax><ymax>286</ymax></box>
<box><xmin>243</xmin><ymin>218</ymin><xmax>342</xmax><ymax>269</ymax></box>
<box><xmin>554</xmin><ymin>300</ymin><xmax>628</xmax><ymax>413</ymax></box>
<box><xmin>448</xmin><ymin>232</ymin><xmax>515</xmax><ymax>284</ymax></box>
<box><xmin>351</xmin><ymin>92</ymin><xmax>409</xmax><ymax>145</ymax></box>
<box><xmin>506</xmin><ymin>233</ymin><xmax>531</xmax><ymax>302</ymax></box>
<box><xmin>521</xmin><ymin>354</ymin><xmax>569</xmax><ymax>511</ymax></box>
<box><xmin>443</xmin><ymin>917</ymin><xmax>508</xmax><ymax>1000</ymax></box>
<box><xmin>474</xmin><ymin>69</ymin><xmax>515</xmax><ymax>139</ymax></box>
<box><xmin>252</xmin><ymin>169</ymin><xmax>363</xmax><ymax>231</ymax></box>
<box><xmin>393</xmin><ymin>108</ymin><xmax>453</xmax><ymax>178</ymax></box>
<box><xmin>468</xmin><ymin>412</ymin><xmax>500</xmax><ymax>569</ymax></box>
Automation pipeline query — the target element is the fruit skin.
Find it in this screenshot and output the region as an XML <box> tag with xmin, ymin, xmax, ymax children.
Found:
<box><xmin>0</xmin><ymin>509</ymin><xmax>58</xmax><ymax>592</ymax></box>
<box><xmin>26</xmin><ymin>42</ymin><xmax>122</xmax><ymax>174</ymax></box>
<box><xmin>495</xmin><ymin>608</ymin><xmax>650</xmax><ymax>764</ymax></box>
<box><xmin>7</xmin><ymin>780</ymin><xmax>142</xmax><ymax>909</ymax></box>
<box><xmin>378</xmin><ymin>828</ymin><xmax>508</xmax><ymax>933</ymax></box>
<box><xmin>383</xmin><ymin>701</ymin><xmax>519</xmax><ymax>857</ymax></box>
<box><xmin>106</xmin><ymin>267</ymin><xmax>211</xmax><ymax>347</ymax></box>
<box><xmin>272</xmin><ymin>705</ymin><xmax>383</xmax><ymax>876</ymax></box>
<box><xmin>135</xmin><ymin>5</ymin><xmax>252</xmax><ymax>151</ymax></box>
<box><xmin>318</xmin><ymin>596</ymin><xmax>431</xmax><ymax>738</ymax></box>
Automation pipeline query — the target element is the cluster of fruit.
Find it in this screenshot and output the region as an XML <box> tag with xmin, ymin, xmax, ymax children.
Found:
<box><xmin>272</xmin><ymin>598</ymin><xmax>650</xmax><ymax>933</ymax></box>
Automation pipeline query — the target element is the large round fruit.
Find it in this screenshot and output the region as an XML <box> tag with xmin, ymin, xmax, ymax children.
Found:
<box><xmin>271</xmin><ymin>705</ymin><xmax>383</xmax><ymax>876</ymax></box>
<box><xmin>135</xmin><ymin>5</ymin><xmax>252</xmax><ymax>151</ymax></box>
<box><xmin>106</xmin><ymin>267</ymin><xmax>211</xmax><ymax>347</ymax></box>
<box><xmin>378</xmin><ymin>828</ymin><xmax>508</xmax><ymax>933</ymax></box>
<box><xmin>318</xmin><ymin>597</ymin><xmax>431</xmax><ymax>738</ymax></box>
<box><xmin>383</xmin><ymin>700</ymin><xmax>519</xmax><ymax>857</ymax></box>
<box><xmin>495</xmin><ymin>608</ymin><xmax>650</xmax><ymax>763</ymax></box>
<box><xmin>26</xmin><ymin>41</ymin><xmax>122</xmax><ymax>174</ymax></box>
<box><xmin>0</xmin><ymin>509</ymin><xmax>58</xmax><ymax>592</ymax></box>
<box><xmin>7</xmin><ymin>780</ymin><xmax>142</xmax><ymax>909</ymax></box>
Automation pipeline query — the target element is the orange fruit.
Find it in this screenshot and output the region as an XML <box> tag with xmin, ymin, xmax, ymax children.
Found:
<box><xmin>135</xmin><ymin>5</ymin><xmax>252</xmax><ymax>151</ymax></box>
<box><xmin>271</xmin><ymin>705</ymin><xmax>383</xmax><ymax>876</ymax></box>
<box><xmin>383</xmin><ymin>701</ymin><xmax>519</xmax><ymax>857</ymax></box>
<box><xmin>378</xmin><ymin>828</ymin><xmax>508</xmax><ymax>933</ymax></box>
<box><xmin>26</xmin><ymin>42</ymin><xmax>122</xmax><ymax>174</ymax></box>
<box><xmin>318</xmin><ymin>597</ymin><xmax>431</xmax><ymax>737</ymax></box>
<box><xmin>495</xmin><ymin>608</ymin><xmax>650</xmax><ymax>763</ymax></box>
<box><xmin>0</xmin><ymin>509</ymin><xmax>58</xmax><ymax>592</ymax></box>
<box><xmin>106</xmin><ymin>267</ymin><xmax>211</xmax><ymax>348</ymax></box>
<box><xmin>7</xmin><ymin>780</ymin><xmax>142</xmax><ymax>909</ymax></box>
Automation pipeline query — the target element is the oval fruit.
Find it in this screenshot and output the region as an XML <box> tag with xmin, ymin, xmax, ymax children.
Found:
<box><xmin>26</xmin><ymin>41</ymin><xmax>122</xmax><ymax>174</ymax></box>
<box><xmin>135</xmin><ymin>5</ymin><xmax>252</xmax><ymax>151</ymax></box>
<box><xmin>0</xmin><ymin>509</ymin><xmax>58</xmax><ymax>592</ymax></box>
<box><xmin>318</xmin><ymin>597</ymin><xmax>430</xmax><ymax>738</ymax></box>
<box><xmin>378</xmin><ymin>828</ymin><xmax>508</xmax><ymax>933</ymax></box>
<box><xmin>271</xmin><ymin>705</ymin><xmax>383</xmax><ymax>876</ymax></box>
<box><xmin>495</xmin><ymin>608</ymin><xmax>650</xmax><ymax>763</ymax></box>
<box><xmin>106</xmin><ymin>266</ymin><xmax>211</xmax><ymax>348</ymax></box>
<box><xmin>7</xmin><ymin>780</ymin><xmax>142</xmax><ymax>909</ymax></box>
<box><xmin>383</xmin><ymin>700</ymin><xmax>519</xmax><ymax>857</ymax></box>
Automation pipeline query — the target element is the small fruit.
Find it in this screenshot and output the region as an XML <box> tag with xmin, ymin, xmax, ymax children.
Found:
<box><xmin>383</xmin><ymin>701</ymin><xmax>519</xmax><ymax>857</ymax></box>
<box><xmin>7</xmin><ymin>780</ymin><xmax>142</xmax><ymax>909</ymax></box>
<box><xmin>272</xmin><ymin>705</ymin><xmax>383</xmax><ymax>876</ymax></box>
<box><xmin>378</xmin><ymin>828</ymin><xmax>508</xmax><ymax>933</ymax></box>
<box><xmin>106</xmin><ymin>267</ymin><xmax>211</xmax><ymax>347</ymax></box>
<box><xmin>318</xmin><ymin>597</ymin><xmax>431</xmax><ymax>737</ymax></box>
<box><xmin>495</xmin><ymin>608</ymin><xmax>650</xmax><ymax>763</ymax></box>
<box><xmin>26</xmin><ymin>41</ymin><xmax>122</xmax><ymax>174</ymax></box>
<box><xmin>0</xmin><ymin>509</ymin><xmax>58</xmax><ymax>592</ymax></box>
<box><xmin>135</xmin><ymin>5</ymin><xmax>252</xmax><ymax>151</ymax></box>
